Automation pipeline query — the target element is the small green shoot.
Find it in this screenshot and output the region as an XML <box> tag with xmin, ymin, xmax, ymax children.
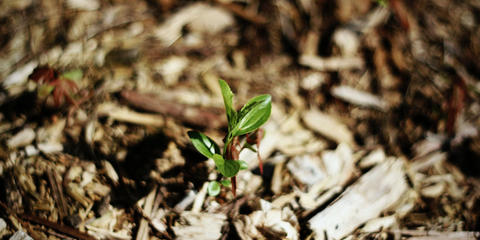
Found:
<box><xmin>188</xmin><ymin>79</ymin><xmax>271</xmax><ymax>197</ymax></box>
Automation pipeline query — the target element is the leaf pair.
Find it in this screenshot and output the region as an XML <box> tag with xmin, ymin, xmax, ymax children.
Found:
<box><xmin>219</xmin><ymin>79</ymin><xmax>271</xmax><ymax>138</ymax></box>
<box><xmin>187</xmin><ymin>132</ymin><xmax>240</xmax><ymax>178</ymax></box>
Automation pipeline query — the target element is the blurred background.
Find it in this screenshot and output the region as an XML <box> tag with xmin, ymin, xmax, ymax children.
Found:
<box><xmin>0</xmin><ymin>0</ymin><xmax>479</xmax><ymax>239</ymax></box>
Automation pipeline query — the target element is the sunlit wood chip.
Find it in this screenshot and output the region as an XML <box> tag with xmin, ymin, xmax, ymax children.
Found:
<box><xmin>359</xmin><ymin>148</ymin><xmax>386</xmax><ymax>169</ymax></box>
<box><xmin>361</xmin><ymin>215</ymin><xmax>397</xmax><ymax>233</ymax></box>
<box><xmin>10</xmin><ymin>230</ymin><xmax>33</xmax><ymax>240</ymax></box>
<box><xmin>331</xmin><ymin>85</ymin><xmax>388</xmax><ymax>110</ymax></box>
<box><xmin>97</xmin><ymin>102</ymin><xmax>164</xmax><ymax>126</ymax></box>
<box><xmin>154</xmin><ymin>3</ymin><xmax>234</xmax><ymax>46</ymax></box>
<box><xmin>421</xmin><ymin>182</ymin><xmax>446</xmax><ymax>198</ymax></box>
<box><xmin>299</xmin><ymin>55</ymin><xmax>364</xmax><ymax>71</ymax></box>
<box><xmin>37</xmin><ymin>142</ymin><xmax>63</xmax><ymax>154</ymax></box>
<box><xmin>102</xmin><ymin>160</ymin><xmax>119</xmax><ymax>185</ymax></box>
<box><xmin>287</xmin><ymin>155</ymin><xmax>326</xmax><ymax>187</ymax></box>
<box><xmin>66</xmin><ymin>0</ymin><xmax>99</xmax><ymax>11</ymax></box>
<box><xmin>172</xmin><ymin>212</ymin><xmax>227</xmax><ymax>240</ymax></box>
<box><xmin>303</xmin><ymin>110</ymin><xmax>355</xmax><ymax>147</ymax></box>
<box><xmin>2</xmin><ymin>61</ymin><xmax>37</xmax><ymax>89</ymax></box>
<box><xmin>7</xmin><ymin>128</ymin><xmax>35</xmax><ymax>148</ymax></box>
<box><xmin>309</xmin><ymin>159</ymin><xmax>408</xmax><ymax>240</ymax></box>
<box><xmin>235</xmin><ymin>200</ymin><xmax>299</xmax><ymax>240</ymax></box>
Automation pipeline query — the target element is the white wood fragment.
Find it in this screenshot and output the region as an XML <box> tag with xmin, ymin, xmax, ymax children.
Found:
<box><xmin>191</xmin><ymin>182</ymin><xmax>207</xmax><ymax>213</ymax></box>
<box><xmin>331</xmin><ymin>85</ymin><xmax>388</xmax><ymax>110</ymax></box>
<box><xmin>237</xmin><ymin>170</ymin><xmax>263</xmax><ymax>196</ymax></box>
<box><xmin>321</xmin><ymin>143</ymin><xmax>354</xmax><ymax>186</ymax></box>
<box><xmin>86</xmin><ymin>225</ymin><xmax>131</xmax><ymax>240</ymax></box>
<box><xmin>7</xmin><ymin>128</ymin><xmax>35</xmax><ymax>148</ymax></box>
<box><xmin>236</xmin><ymin>200</ymin><xmax>299</xmax><ymax>240</ymax></box>
<box><xmin>271</xmin><ymin>159</ymin><xmax>285</xmax><ymax>194</ymax></box>
<box><xmin>287</xmin><ymin>155</ymin><xmax>325</xmax><ymax>187</ymax></box>
<box><xmin>409</xmin><ymin>151</ymin><xmax>446</xmax><ymax>173</ymax></box>
<box><xmin>174</xmin><ymin>190</ymin><xmax>197</xmax><ymax>212</ymax></box>
<box><xmin>66</xmin><ymin>0</ymin><xmax>100</xmax><ymax>11</ymax></box>
<box><xmin>361</xmin><ymin>215</ymin><xmax>397</xmax><ymax>233</ymax></box>
<box><xmin>421</xmin><ymin>182</ymin><xmax>445</xmax><ymax>198</ymax></box>
<box><xmin>24</xmin><ymin>145</ymin><xmax>39</xmax><ymax>156</ymax></box>
<box><xmin>359</xmin><ymin>148</ymin><xmax>386</xmax><ymax>168</ymax></box>
<box><xmin>172</xmin><ymin>212</ymin><xmax>227</xmax><ymax>240</ymax></box>
<box><xmin>2</xmin><ymin>61</ymin><xmax>37</xmax><ymax>89</ymax></box>
<box><xmin>37</xmin><ymin>142</ymin><xmax>63</xmax><ymax>154</ymax></box>
<box><xmin>412</xmin><ymin>133</ymin><xmax>446</xmax><ymax>157</ymax></box>
<box><xmin>309</xmin><ymin>159</ymin><xmax>408</xmax><ymax>240</ymax></box>
<box><xmin>36</xmin><ymin>118</ymin><xmax>66</xmax><ymax>144</ymax></box>
<box><xmin>0</xmin><ymin>218</ymin><xmax>6</xmax><ymax>232</ymax></box>
<box><xmin>154</xmin><ymin>3</ymin><xmax>234</xmax><ymax>46</ymax></box>
<box><xmin>136</xmin><ymin>187</ymin><xmax>157</xmax><ymax>240</ymax></box>
<box><xmin>333</xmin><ymin>29</ymin><xmax>359</xmax><ymax>57</ymax></box>
<box><xmin>392</xmin><ymin>230</ymin><xmax>479</xmax><ymax>240</ymax></box>
<box><xmin>156</xmin><ymin>56</ymin><xmax>188</xmax><ymax>86</ymax></box>
<box><xmin>301</xmin><ymin>73</ymin><xmax>326</xmax><ymax>90</ymax></box>
<box><xmin>151</xmin><ymin>209</ymin><xmax>167</xmax><ymax>233</ymax></box>
<box><xmin>299</xmin><ymin>55</ymin><xmax>364</xmax><ymax>71</ymax></box>
<box><xmin>303</xmin><ymin>110</ymin><xmax>355</xmax><ymax>147</ymax></box>
<box><xmin>96</xmin><ymin>102</ymin><xmax>164</xmax><ymax>126</ymax></box>
<box><xmin>102</xmin><ymin>160</ymin><xmax>119</xmax><ymax>185</ymax></box>
<box><xmin>9</xmin><ymin>231</ymin><xmax>33</xmax><ymax>240</ymax></box>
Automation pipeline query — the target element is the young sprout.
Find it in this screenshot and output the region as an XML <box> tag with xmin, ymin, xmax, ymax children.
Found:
<box><xmin>188</xmin><ymin>79</ymin><xmax>271</xmax><ymax>197</ymax></box>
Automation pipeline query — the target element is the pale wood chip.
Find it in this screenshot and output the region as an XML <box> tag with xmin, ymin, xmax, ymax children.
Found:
<box><xmin>309</xmin><ymin>159</ymin><xmax>408</xmax><ymax>239</ymax></box>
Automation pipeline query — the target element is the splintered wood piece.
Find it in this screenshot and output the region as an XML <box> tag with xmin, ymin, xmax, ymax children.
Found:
<box><xmin>331</xmin><ymin>85</ymin><xmax>388</xmax><ymax>110</ymax></box>
<box><xmin>309</xmin><ymin>159</ymin><xmax>408</xmax><ymax>240</ymax></box>
<box><xmin>46</xmin><ymin>166</ymin><xmax>68</xmax><ymax>220</ymax></box>
<box><xmin>303</xmin><ymin>110</ymin><xmax>355</xmax><ymax>147</ymax></box>
<box><xmin>172</xmin><ymin>212</ymin><xmax>227</xmax><ymax>240</ymax></box>
<box><xmin>19</xmin><ymin>214</ymin><xmax>96</xmax><ymax>240</ymax></box>
<box><xmin>136</xmin><ymin>187</ymin><xmax>157</xmax><ymax>240</ymax></box>
<box><xmin>392</xmin><ymin>230</ymin><xmax>480</xmax><ymax>240</ymax></box>
<box><xmin>299</xmin><ymin>55</ymin><xmax>364</xmax><ymax>71</ymax></box>
<box><xmin>96</xmin><ymin>102</ymin><xmax>165</xmax><ymax>126</ymax></box>
<box><xmin>121</xmin><ymin>90</ymin><xmax>225</xmax><ymax>128</ymax></box>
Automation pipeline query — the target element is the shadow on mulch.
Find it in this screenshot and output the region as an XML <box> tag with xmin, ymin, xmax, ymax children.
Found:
<box><xmin>116</xmin><ymin>131</ymin><xmax>209</xmax><ymax>208</ymax></box>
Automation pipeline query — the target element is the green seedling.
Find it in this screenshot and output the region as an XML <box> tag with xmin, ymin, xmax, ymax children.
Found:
<box><xmin>188</xmin><ymin>79</ymin><xmax>271</xmax><ymax>197</ymax></box>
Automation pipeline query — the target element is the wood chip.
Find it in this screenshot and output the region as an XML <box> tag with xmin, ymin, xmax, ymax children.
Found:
<box><xmin>303</xmin><ymin>110</ymin><xmax>355</xmax><ymax>147</ymax></box>
<box><xmin>331</xmin><ymin>85</ymin><xmax>388</xmax><ymax>110</ymax></box>
<box><xmin>172</xmin><ymin>212</ymin><xmax>227</xmax><ymax>240</ymax></box>
<box><xmin>299</xmin><ymin>55</ymin><xmax>364</xmax><ymax>71</ymax></box>
<box><xmin>154</xmin><ymin>3</ymin><xmax>234</xmax><ymax>46</ymax></box>
<box><xmin>309</xmin><ymin>159</ymin><xmax>408</xmax><ymax>239</ymax></box>
<box><xmin>96</xmin><ymin>102</ymin><xmax>164</xmax><ymax>127</ymax></box>
<box><xmin>9</xmin><ymin>231</ymin><xmax>33</xmax><ymax>240</ymax></box>
<box><xmin>7</xmin><ymin>128</ymin><xmax>35</xmax><ymax>149</ymax></box>
<box><xmin>2</xmin><ymin>61</ymin><xmax>37</xmax><ymax>89</ymax></box>
<box><xmin>0</xmin><ymin>218</ymin><xmax>5</xmax><ymax>232</ymax></box>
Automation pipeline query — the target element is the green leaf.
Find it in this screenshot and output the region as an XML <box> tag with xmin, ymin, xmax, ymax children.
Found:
<box><xmin>61</xmin><ymin>69</ymin><xmax>83</xmax><ymax>82</ymax></box>
<box><xmin>220</xmin><ymin>179</ymin><xmax>231</xmax><ymax>187</ymax></box>
<box><xmin>38</xmin><ymin>84</ymin><xmax>55</xmax><ymax>98</ymax></box>
<box><xmin>218</xmin><ymin>79</ymin><xmax>237</xmax><ymax>131</ymax></box>
<box><xmin>212</xmin><ymin>154</ymin><xmax>225</xmax><ymax>168</ymax></box>
<box><xmin>232</xmin><ymin>94</ymin><xmax>271</xmax><ymax>136</ymax></box>
<box><xmin>239</xmin><ymin>160</ymin><xmax>248</xmax><ymax>170</ymax></box>
<box><xmin>219</xmin><ymin>160</ymin><xmax>240</xmax><ymax>177</ymax></box>
<box><xmin>208</xmin><ymin>181</ymin><xmax>221</xmax><ymax>196</ymax></box>
<box><xmin>187</xmin><ymin>131</ymin><xmax>220</xmax><ymax>159</ymax></box>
